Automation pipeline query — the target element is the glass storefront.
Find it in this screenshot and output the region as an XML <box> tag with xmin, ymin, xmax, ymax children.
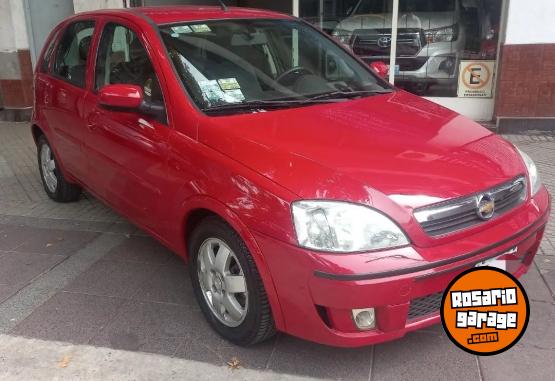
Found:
<box><xmin>299</xmin><ymin>0</ymin><xmax>503</xmax><ymax>99</ymax></box>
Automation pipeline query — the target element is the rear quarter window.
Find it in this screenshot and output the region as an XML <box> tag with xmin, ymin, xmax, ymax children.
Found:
<box><xmin>39</xmin><ymin>31</ymin><xmax>59</xmax><ymax>73</ymax></box>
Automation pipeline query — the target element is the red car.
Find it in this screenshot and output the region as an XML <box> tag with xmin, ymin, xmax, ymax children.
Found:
<box><xmin>32</xmin><ymin>6</ymin><xmax>550</xmax><ymax>348</ymax></box>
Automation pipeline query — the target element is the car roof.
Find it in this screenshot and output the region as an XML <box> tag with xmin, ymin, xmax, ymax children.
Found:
<box><xmin>77</xmin><ymin>6</ymin><xmax>293</xmax><ymax>25</ymax></box>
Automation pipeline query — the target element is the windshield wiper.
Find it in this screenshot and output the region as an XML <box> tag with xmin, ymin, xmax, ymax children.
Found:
<box><xmin>307</xmin><ymin>89</ymin><xmax>394</xmax><ymax>101</ymax></box>
<box><xmin>202</xmin><ymin>98</ymin><xmax>339</xmax><ymax>115</ymax></box>
<box><xmin>202</xmin><ymin>90</ymin><xmax>394</xmax><ymax>115</ymax></box>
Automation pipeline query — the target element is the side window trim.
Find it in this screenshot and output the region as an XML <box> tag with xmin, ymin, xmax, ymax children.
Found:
<box><xmin>51</xmin><ymin>19</ymin><xmax>96</xmax><ymax>89</ymax></box>
<box><xmin>40</xmin><ymin>29</ymin><xmax>61</xmax><ymax>74</ymax></box>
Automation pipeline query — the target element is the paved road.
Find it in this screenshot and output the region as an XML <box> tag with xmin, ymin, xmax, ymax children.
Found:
<box><xmin>0</xmin><ymin>122</ymin><xmax>554</xmax><ymax>380</ymax></box>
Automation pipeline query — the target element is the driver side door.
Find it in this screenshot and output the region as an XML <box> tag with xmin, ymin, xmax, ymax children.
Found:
<box><xmin>82</xmin><ymin>20</ymin><xmax>170</xmax><ymax>229</ymax></box>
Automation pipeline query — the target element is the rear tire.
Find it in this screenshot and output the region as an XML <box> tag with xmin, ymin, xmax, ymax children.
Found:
<box><xmin>189</xmin><ymin>216</ymin><xmax>276</xmax><ymax>346</ymax></box>
<box><xmin>37</xmin><ymin>135</ymin><xmax>81</xmax><ymax>203</ymax></box>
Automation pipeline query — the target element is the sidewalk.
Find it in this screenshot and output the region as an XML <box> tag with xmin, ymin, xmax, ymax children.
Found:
<box><xmin>0</xmin><ymin>122</ymin><xmax>553</xmax><ymax>380</ymax></box>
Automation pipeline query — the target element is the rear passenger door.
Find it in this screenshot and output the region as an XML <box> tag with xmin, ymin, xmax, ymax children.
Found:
<box><xmin>83</xmin><ymin>20</ymin><xmax>170</xmax><ymax>229</ymax></box>
<box><xmin>46</xmin><ymin>20</ymin><xmax>96</xmax><ymax>181</ymax></box>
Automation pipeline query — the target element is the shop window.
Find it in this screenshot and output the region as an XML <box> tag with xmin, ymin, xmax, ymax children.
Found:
<box><xmin>301</xmin><ymin>0</ymin><xmax>502</xmax><ymax>98</ymax></box>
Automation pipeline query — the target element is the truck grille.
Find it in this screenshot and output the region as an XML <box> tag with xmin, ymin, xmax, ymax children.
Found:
<box><xmin>407</xmin><ymin>292</ymin><xmax>443</xmax><ymax>320</ymax></box>
<box><xmin>414</xmin><ymin>177</ymin><xmax>527</xmax><ymax>237</ymax></box>
<box><xmin>351</xmin><ymin>28</ymin><xmax>425</xmax><ymax>58</ymax></box>
<box><xmin>364</xmin><ymin>57</ymin><xmax>428</xmax><ymax>72</ymax></box>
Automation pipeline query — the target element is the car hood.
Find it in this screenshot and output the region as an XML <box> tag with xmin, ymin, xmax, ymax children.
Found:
<box><xmin>336</xmin><ymin>12</ymin><xmax>457</xmax><ymax>32</ymax></box>
<box><xmin>200</xmin><ymin>91</ymin><xmax>524</xmax><ymax>210</ymax></box>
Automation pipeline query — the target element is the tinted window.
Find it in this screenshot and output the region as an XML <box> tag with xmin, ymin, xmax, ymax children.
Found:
<box><xmin>40</xmin><ymin>31</ymin><xmax>59</xmax><ymax>73</ymax></box>
<box><xmin>53</xmin><ymin>21</ymin><xmax>95</xmax><ymax>87</ymax></box>
<box><xmin>95</xmin><ymin>23</ymin><xmax>164</xmax><ymax>105</ymax></box>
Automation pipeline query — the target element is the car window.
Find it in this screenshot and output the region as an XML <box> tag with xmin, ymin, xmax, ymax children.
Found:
<box><xmin>95</xmin><ymin>23</ymin><xmax>164</xmax><ymax>106</ymax></box>
<box><xmin>53</xmin><ymin>21</ymin><xmax>95</xmax><ymax>87</ymax></box>
<box><xmin>40</xmin><ymin>30</ymin><xmax>59</xmax><ymax>73</ymax></box>
<box><xmin>159</xmin><ymin>19</ymin><xmax>389</xmax><ymax>111</ymax></box>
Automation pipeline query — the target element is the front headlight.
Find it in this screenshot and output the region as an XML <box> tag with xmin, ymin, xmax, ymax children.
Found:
<box><xmin>332</xmin><ymin>29</ymin><xmax>353</xmax><ymax>45</ymax></box>
<box><xmin>292</xmin><ymin>201</ymin><xmax>409</xmax><ymax>252</ymax></box>
<box><xmin>517</xmin><ymin>148</ymin><xmax>542</xmax><ymax>196</ymax></box>
<box><xmin>425</xmin><ymin>24</ymin><xmax>459</xmax><ymax>44</ymax></box>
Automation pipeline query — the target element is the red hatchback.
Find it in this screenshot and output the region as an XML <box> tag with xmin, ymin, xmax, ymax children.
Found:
<box><xmin>32</xmin><ymin>6</ymin><xmax>550</xmax><ymax>347</ymax></box>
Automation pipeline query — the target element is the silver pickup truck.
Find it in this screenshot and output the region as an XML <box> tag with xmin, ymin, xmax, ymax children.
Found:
<box><xmin>332</xmin><ymin>0</ymin><xmax>466</xmax><ymax>94</ymax></box>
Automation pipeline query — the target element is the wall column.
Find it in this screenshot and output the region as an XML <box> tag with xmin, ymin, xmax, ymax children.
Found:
<box><xmin>0</xmin><ymin>0</ymin><xmax>33</xmax><ymax>120</ymax></box>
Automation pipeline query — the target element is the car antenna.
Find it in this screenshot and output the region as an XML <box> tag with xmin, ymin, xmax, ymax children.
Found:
<box><xmin>218</xmin><ymin>0</ymin><xmax>228</xmax><ymax>11</ymax></box>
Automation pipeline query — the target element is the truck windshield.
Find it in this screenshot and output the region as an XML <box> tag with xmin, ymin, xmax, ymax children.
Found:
<box><xmin>158</xmin><ymin>19</ymin><xmax>390</xmax><ymax>112</ymax></box>
<box><xmin>356</xmin><ymin>0</ymin><xmax>456</xmax><ymax>14</ymax></box>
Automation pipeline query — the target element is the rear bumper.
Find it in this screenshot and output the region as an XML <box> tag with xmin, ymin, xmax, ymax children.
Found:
<box><xmin>253</xmin><ymin>187</ymin><xmax>551</xmax><ymax>347</ymax></box>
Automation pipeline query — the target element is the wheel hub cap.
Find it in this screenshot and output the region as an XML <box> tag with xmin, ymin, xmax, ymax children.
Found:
<box><xmin>198</xmin><ymin>238</ymin><xmax>248</xmax><ymax>327</ymax></box>
<box><xmin>40</xmin><ymin>144</ymin><xmax>57</xmax><ymax>193</ymax></box>
<box><xmin>213</xmin><ymin>273</ymin><xmax>224</xmax><ymax>293</ymax></box>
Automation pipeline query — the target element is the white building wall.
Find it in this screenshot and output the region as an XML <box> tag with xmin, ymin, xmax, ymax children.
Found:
<box><xmin>0</xmin><ymin>0</ymin><xmax>30</xmax><ymax>80</ymax></box>
<box><xmin>0</xmin><ymin>0</ymin><xmax>16</xmax><ymax>53</ymax></box>
<box><xmin>505</xmin><ymin>0</ymin><xmax>555</xmax><ymax>44</ymax></box>
<box><xmin>0</xmin><ymin>0</ymin><xmax>29</xmax><ymax>52</ymax></box>
<box><xmin>73</xmin><ymin>0</ymin><xmax>124</xmax><ymax>13</ymax></box>
<box><xmin>10</xmin><ymin>0</ymin><xmax>29</xmax><ymax>50</ymax></box>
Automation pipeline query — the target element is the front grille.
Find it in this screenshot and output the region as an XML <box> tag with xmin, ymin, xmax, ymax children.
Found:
<box><xmin>414</xmin><ymin>177</ymin><xmax>527</xmax><ymax>237</ymax></box>
<box><xmin>407</xmin><ymin>292</ymin><xmax>443</xmax><ymax>320</ymax></box>
<box><xmin>364</xmin><ymin>57</ymin><xmax>428</xmax><ymax>72</ymax></box>
<box><xmin>351</xmin><ymin>28</ymin><xmax>425</xmax><ymax>58</ymax></box>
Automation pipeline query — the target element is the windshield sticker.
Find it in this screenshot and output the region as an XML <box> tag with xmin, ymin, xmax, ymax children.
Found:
<box><xmin>198</xmin><ymin>80</ymin><xmax>244</xmax><ymax>105</ymax></box>
<box><xmin>198</xmin><ymin>80</ymin><xmax>226</xmax><ymax>104</ymax></box>
<box><xmin>190</xmin><ymin>24</ymin><xmax>212</xmax><ymax>33</ymax></box>
<box><xmin>171</xmin><ymin>25</ymin><xmax>192</xmax><ymax>34</ymax></box>
<box><xmin>217</xmin><ymin>78</ymin><xmax>241</xmax><ymax>91</ymax></box>
<box><xmin>223</xmin><ymin>89</ymin><xmax>245</xmax><ymax>103</ymax></box>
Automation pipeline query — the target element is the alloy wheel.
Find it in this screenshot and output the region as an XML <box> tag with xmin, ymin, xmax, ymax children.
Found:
<box><xmin>197</xmin><ymin>238</ymin><xmax>248</xmax><ymax>327</ymax></box>
<box><xmin>40</xmin><ymin>143</ymin><xmax>57</xmax><ymax>193</ymax></box>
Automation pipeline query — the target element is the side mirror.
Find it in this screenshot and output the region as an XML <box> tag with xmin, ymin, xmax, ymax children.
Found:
<box><xmin>98</xmin><ymin>84</ymin><xmax>143</xmax><ymax>110</ymax></box>
<box><xmin>98</xmin><ymin>84</ymin><xmax>166</xmax><ymax>122</ymax></box>
<box><xmin>370</xmin><ymin>61</ymin><xmax>389</xmax><ymax>79</ymax></box>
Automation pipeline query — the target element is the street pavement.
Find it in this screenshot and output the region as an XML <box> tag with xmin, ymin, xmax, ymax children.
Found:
<box><xmin>0</xmin><ymin>121</ymin><xmax>554</xmax><ymax>381</ymax></box>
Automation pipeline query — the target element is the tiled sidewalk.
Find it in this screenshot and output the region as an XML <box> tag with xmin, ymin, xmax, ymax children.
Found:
<box><xmin>0</xmin><ymin>122</ymin><xmax>553</xmax><ymax>380</ymax></box>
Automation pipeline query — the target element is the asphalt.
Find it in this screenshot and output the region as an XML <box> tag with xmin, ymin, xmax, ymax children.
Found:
<box><xmin>0</xmin><ymin>122</ymin><xmax>554</xmax><ymax>380</ymax></box>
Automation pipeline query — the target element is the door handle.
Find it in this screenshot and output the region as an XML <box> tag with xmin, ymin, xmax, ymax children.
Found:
<box><xmin>138</xmin><ymin>118</ymin><xmax>155</xmax><ymax>131</ymax></box>
<box><xmin>86</xmin><ymin>111</ymin><xmax>100</xmax><ymax>130</ymax></box>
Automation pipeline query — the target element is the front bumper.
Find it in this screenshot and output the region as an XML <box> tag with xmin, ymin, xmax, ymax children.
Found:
<box><xmin>253</xmin><ymin>187</ymin><xmax>551</xmax><ymax>347</ymax></box>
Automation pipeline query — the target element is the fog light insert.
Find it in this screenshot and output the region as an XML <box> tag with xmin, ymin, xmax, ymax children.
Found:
<box><xmin>352</xmin><ymin>308</ymin><xmax>376</xmax><ymax>330</ymax></box>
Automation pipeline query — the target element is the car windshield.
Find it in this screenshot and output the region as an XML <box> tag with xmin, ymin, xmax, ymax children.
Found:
<box><xmin>355</xmin><ymin>0</ymin><xmax>456</xmax><ymax>14</ymax></box>
<box><xmin>158</xmin><ymin>19</ymin><xmax>390</xmax><ymax>112</ymax></box>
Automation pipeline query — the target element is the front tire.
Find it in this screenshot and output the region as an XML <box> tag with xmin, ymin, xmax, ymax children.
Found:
<box><xmin>37</xmin><ymin>135</ymin><xmax>81</xmax><ymax>203</ymax></box>
<box><xmin>189</xmin><ymin>216</ymin><xmax>276</xmax><ymax>346</ymax></box>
